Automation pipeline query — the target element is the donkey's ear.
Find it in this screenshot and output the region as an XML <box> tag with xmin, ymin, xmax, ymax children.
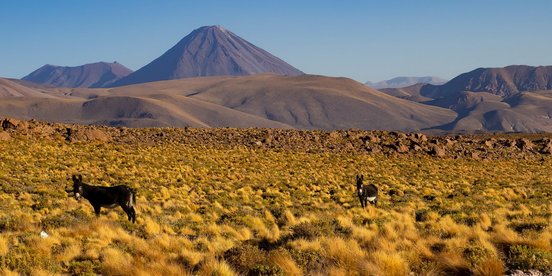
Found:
<box><xmin>356</xmin><ymin>175</ymin><xmax>360</xmax><ymax>181</ymax></box>
<box><xmin>78</xmin><ymin>175</ymin><xmax>83</xmax><ymax>181</ymax></box>
<box><xmin>72</xmin><ymin>175</ymin><xmax>77</xmax><ymax>181</ymax></box>
<box><xmin>361</xmin><ymin>175</ymin><xmax>364</xmax><ymax>180</ymax></box>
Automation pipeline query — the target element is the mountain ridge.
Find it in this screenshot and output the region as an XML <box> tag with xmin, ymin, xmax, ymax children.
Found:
<box><xmin>420</xmin><ymin>65</ymin><xmax>552</xmax><ymax>99</ymax></box>
<box><xmin>22</xmin><ymin>62</ymin><xmax>133</xmax><ymax>88</ymax></box>
<box><xmin>379</xmin><ymin>65</ymin><xmax>552</xmax><ymax>133</ymax></box>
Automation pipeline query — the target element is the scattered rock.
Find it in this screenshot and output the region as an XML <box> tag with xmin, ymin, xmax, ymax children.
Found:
<box><xmin>484</xmin><ymin>138</ymin><xmax>496</xmax><ymax>148</ymax></box>
<box><xmin>66</xmin><ymin>128</ymin><xmax>111</xmax><ymax>142</ymax></box>
<box><xmin>329</xmin><ymin>131</ymin><xmax>341</xmax><ymax>140</ymax></box>
<box><xmin>503</xmin><ymin>139</ymin><xmax>517</xmax><ymax>148</ymax></box>
<box><xmin>410</xmin><ymin>143</ymin><xmax>422</xmax><ymax>152</ymax></box>
<box><xmin>392</xmin><ymin>142</ymin><xmax>409</xmax><ymax>153</ymax></box>
<box><xmin>1</xmin><ymin>118</ymin><xmax>19</xmax><ymax>130</ymax></box>
<box><xmin>506</xmin><ymin>269</ymin><xmax>546</xmax><ymax>276</ymax></box>
<box><xmin>541</xmin><ymin>142</ymin><xmax>552</xmax><ymax>154</ymax></box>
<box><xmin>261</xmin><ymin>135</ymin><xmax>273</xmax><ymax>145</ymax></box>
<box><xmin>365</xmin><ymin>146</ymin><xmax>381</xmax><ymax>153</ymax></box>
<box><xmin>470</xmin><ymin>151</ymin><xmax>481</xmax><ymax>160</ymax></box>
<box><xmin>428</xmin><ymin>144</ymin><xmax>446</xmax><ymax>157</ymax></box>
<box><xmin>30</xmin><ymin>125</ymin><xmax>56</xmax><ymax>137</ymax></box>
<box><xmin>517</xmin><ymin>138</ymin><xmax>534</xmax><ymax>151</ymax></box>
<box><xmin>410</xmin><ymin>132</ymin><xmax>428</xmax><ymax>143</ymax></box>
<box><xmin>364</xmin><ymin>134</ymin><xmax>380</xmax><ymax>143</ymax></box>
<box><xmin>444</xmin><ymin>138</ymin><xmax>455</xmax><ymax>147</ymax></box>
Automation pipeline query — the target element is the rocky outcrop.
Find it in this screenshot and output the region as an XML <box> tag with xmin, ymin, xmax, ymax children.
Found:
<box><xmin>4</xmin><ymin>118</ymin><xmax>552</xmax><ymax>159</ymax></box>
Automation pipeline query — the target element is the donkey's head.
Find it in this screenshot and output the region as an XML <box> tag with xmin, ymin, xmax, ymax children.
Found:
<box><xmin>71</xmin><ymin>174</ymin><xmax>84</xmax><ymax>200</ymax></box>
<box><xmin>355</xmin><ymin>174</ymin><xmax>364</xmax><ymax>191</ymax></box>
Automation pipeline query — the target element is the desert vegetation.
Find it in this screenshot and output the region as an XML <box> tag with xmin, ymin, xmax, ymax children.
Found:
<box><xmin>1</xmin><ymin>119</ymin><xmax>552</xmax><ymax>275</ymax></box>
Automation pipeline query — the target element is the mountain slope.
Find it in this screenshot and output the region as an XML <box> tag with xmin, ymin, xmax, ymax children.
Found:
<box><xmin>22</xmin><ymin>62</ymin><xmax>133</xmax><ymax>88</ymax></box>
<box><xmin>378</xmin><ymin>65</ymin><xmax>552</xmax><ymax>133</ymax></box>
<box><xmin>0</xmin><ymin>78</ymin><xmax>57</xmax><ymax>98</ymax></box>
<box><xmin>366</xmin><ymin>76</ymin><xmax>447</xmax><ymax>89</ymax></box>
<box><xmin>379</xmin><ymin>83</ymin><xmax>434</xmax><ymax>102</ymax></box>
<box><xmin>421</xmin><ymin>65</ymin><xmax>552</xmax><ymax>99</ymax></box>
<box><xmin>110</xmin><ymin>25</ymin><xmax>303</xmax><ymax>87</ymax></box>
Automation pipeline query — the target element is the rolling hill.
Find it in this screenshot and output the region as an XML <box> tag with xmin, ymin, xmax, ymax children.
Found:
<box><xmin>110</xmin><ymin>26</ymin><xmax>303</xmax><ymax>87</ymax></box>
<box><xmin>0</xmin><ymin>74</ymin><xmax>456</xmax><ymax>131</ymax></box>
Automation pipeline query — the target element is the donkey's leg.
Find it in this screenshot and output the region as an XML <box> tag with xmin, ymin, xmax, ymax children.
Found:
<box><xmin>129</xmin><ymin>207</ymin><xmax>136</xmax><ymax>223</ymax></box>
<box><xmin>358</xmin><ymin>195</ymin><xmax>364</xmax><ymax>208</ymax></box>
<box><xmin>93</xmin><ymin>205</ymin><xmax>101</xmax><ymax>217</ymax></box>
<box><xmin>121</xmin><ymin>205</ymin><xmax>134</xmax><ymax>222</ymax></box>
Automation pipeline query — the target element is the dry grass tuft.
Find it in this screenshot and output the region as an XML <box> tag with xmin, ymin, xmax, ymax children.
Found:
<box><xmin>198</xmin><ymin>258</ymin><xmax>237</xmax><ymax>276</ymax></box>
<box><xmin>369</xmin><ymin>250</ymin><xmax>409</xmax><ymax>276</ymax></box>
<box><xmin>474</xmin><ymin>257</ymin><xmax>505</xmax><ymax>276</ymax></box>
<box><xmin>1</xmin><ymin>269</ymin><xmax>20</xmax><ymax>276</ymax></box>
<box><xmin>322</xmin><ymin>237</ymin><xmax>365</xmax><ymax>269</ymax></box>
<box><xmin>0</xmin><ymin>234</ymin><xmax>9</xmax><ymax>257</ymax></box>
<box><xmin>268</xmin><ymin>250</ymin><xmax>302</xmax><ymax>276</ymax></box>
<box><xmin>100</xmin><ymin>247</ymin><xmax>132</xmax><ymax>276</ymax></box>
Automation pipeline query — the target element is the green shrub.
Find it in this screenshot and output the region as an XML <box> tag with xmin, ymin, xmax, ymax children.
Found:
<box><xmin>507</xmin><ymin>244</ymin><xmax>552</xmax><ymax>272</ymax></box>
<box><xmin>250</xmin><ymin>264</ymin><xmax>284</xmax><ymax>276</ymax></box>
<box><xmin>67</xmin><ymin>258</ymin><xmax>101</xmax><ymax>276</ymax></box>
<box><xmin>290</xmin><ymin>218</ymin><xmax>351</xmax><ymax>240</ymax></box>
<box><xmin>287</xmin><ymin>248</ymin><xmax>324</xmax><ymax>273</ymax></box>
<box><xmin>224</xmin><ymin>243</ymin><xmax>267</xmax><ymax>274</ymax></box>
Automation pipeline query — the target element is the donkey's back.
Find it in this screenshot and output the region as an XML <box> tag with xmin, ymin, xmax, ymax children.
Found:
<box><xmin>89</xmin><ymin>185</ymin><xmax>136</xmax><ymax>208</ymax></box>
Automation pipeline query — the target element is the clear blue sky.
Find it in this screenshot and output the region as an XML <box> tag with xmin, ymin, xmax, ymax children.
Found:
<box><xmin>1</xmin><ymin>0</ymin><xmax>551</xmax><ymax>82</ymax></box>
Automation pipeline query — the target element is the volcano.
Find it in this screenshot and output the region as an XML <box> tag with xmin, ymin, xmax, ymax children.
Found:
<box><xmin>110</xmin><ymin>25</ymin><xmax>303</xmax><ymax>87</ymax></box>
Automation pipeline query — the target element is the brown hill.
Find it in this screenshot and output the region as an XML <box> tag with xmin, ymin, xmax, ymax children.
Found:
<box><xmin>110</xmin><ymin>26</ymin><xmax>303</xmax><ymax>87</ymax></box>
<box><xmin>379</xmin><ymin>83</ymin><xmax>433</xmax><ymax>102</ymax></box>
<box><xmin>182</xmin><ymin>74</ymin><xmax>455</xmax><ymax>130</ymax></box>
<box><xmin>22</xmin><ymin>62</ymin><xmax>133</xmax><ymax>88</ymax></box>
<box><xmin>0</xmin><ymin>75</ymin><xmax>455</xmax><ymax>131</ymax></box>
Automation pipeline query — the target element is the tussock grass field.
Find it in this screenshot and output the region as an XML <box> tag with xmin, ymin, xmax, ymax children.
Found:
<box><xmin>1</xmin><ymin>123</ymin><xmax>552</xmax><ymax>275</ymax></box>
